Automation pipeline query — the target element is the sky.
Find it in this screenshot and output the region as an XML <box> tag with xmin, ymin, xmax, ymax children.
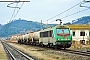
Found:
<box><xmin>0</xmin><ymin>0</ymin><xmax>90</xmax><ymax>25</ymax></box>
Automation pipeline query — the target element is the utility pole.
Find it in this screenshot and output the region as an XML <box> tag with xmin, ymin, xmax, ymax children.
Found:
<box><xmin>44</xmin><ymin>20</ymin><xmax>49</xmax><ymax>28</ymax></box>
<box><xmin>56</xmin><ymin>19</ymin><xmax>62</xmax><ymax>25</ymax></box>
<box><xmin>46</xmin><ymin>20</ymin><xmax>48</xmax><ymax>27</ymax></box>
<box><xmin>41</xmin><ymin>20</ymin><xmax>42</xmax><ymax>30</ymax></box>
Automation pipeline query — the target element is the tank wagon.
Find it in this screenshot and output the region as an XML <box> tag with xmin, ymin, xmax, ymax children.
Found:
<box><xmin>18</xmin><ymin>35</ymin><xmax>23</xmax><ymax>43</ymax></box>
<box><xmin>24</xmin><ymin>34</ymin><xmax>29</xmax><ymax>44</ymax></box>
<box><xmin>18</xmin><ymin>35</ymin><xmax>25</xmax><ymax>44</ymax></box>
<box><xmin>24</xmin><ymin>32</ymin><xmax>34</xmax><ymax>44</ymax></box>
<box><xmin>17</xmin><ymin>25</ymin><xmax>72</xmax><ymax>49</ymax></box>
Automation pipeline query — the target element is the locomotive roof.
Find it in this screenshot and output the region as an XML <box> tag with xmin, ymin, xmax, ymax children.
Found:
<box><xmin>40</xmin><ymin>25</ymin><xmax>69</xmax><ymax>32</ymax></box>
<box><xmin>55</xmin><ymin>25</ymin><xmax>69</xmax><ymax>28</ymax></box>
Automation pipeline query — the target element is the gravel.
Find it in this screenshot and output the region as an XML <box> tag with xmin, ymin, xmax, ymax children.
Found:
<box><xmin>8</xmin><ymin>43</ymin><xmax>90</xmax><ymax>60</ymax></box>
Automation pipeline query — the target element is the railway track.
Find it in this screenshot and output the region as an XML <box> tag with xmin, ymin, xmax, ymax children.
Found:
<box><xmin>43</xmin><ymin>46</ymin><xmax>90</xmax><ymax>57</ymax></box>
<box><xmin>1</xmin><ymin>41</ymin><xmax>35</xmax><ymax>60</ymax></box>
<box><xmin>2</xmin><ymin>41</ymin><xmax>90</xmax><ymax>60</ymax></box>
<box><xmin>28</xmin><ymin>43</ymin><xmax>90</xmax><ymax>57</ymax></box>
<box><xmin>62</xmin><ymin>49</ymin><xmax>90</xmax><ymax>57</ymax></box>
<box><xmin>44</xmin><ymin>47</ymin><xmax>90</xmax><ymax>57</ymax></box>
<box><xmin>26</xmin><ymin>44</ymin><xmax>90</xmax><ymax>57</ymax></box>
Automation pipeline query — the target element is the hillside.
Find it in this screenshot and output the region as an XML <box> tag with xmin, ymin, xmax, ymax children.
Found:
<box><xmin>0</xmin><ymin>16</ymin><xmax>90</xmax><ymax>37</ymax></box>
<box><xmin>72</xmin><ymin>16</ymin><xmax>90</xmax><ymax>24</ymax></box>
<box><xmin>0</xmin><ymin>19</ymin><xmax>56</xmax><ymax>37</ymax></box>
<box><xmin>65</xmin><ymin>16</ymin><xmax>90</xmax><ymax>24</ymax></box>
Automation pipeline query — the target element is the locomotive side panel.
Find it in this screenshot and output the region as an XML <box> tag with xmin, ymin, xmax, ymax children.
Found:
<box><xmin>39</xmin><ymin>29</ymin><xmax>56</xmax><ymax>45</ymax></box>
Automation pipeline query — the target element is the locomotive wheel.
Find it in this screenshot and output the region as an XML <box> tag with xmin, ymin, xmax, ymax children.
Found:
<box><xmin>48</xmin><ymin>43</ymin><xmax>53</xmax><ymax>48</ymax></box>
<box><xmin>67</xmin><ymin>44</ymin><xmax>71</xmax><ymax>48</ymax></box>
<box><xmin>64</xmin><ymin>48</ymin><xmax>66</xmax><ymax>50</ymax></box>
<box><xmin>53</xmin><ymin>45</ymin><xmax>57</xmax><ymax>49</ymax></box>
<box><xmin>39</xmin><ymin>42</ymin><xmax>44</xmax><ymax>47</ymax></box>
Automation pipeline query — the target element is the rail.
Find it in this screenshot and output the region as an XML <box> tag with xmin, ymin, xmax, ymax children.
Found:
<box><xmin>1</xmin><ymin>41</ymin><xmax>35</xmax><ymax>60</ymax></box>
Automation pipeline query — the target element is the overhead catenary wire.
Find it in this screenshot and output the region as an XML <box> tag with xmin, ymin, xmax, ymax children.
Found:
<box><xmin>50</xmin><ymin>0</ymin><xmax>90</xmax><ymax>24</ymax></box>
<box><xmin>9</xmin><ymin>2</ymin><xmax>19</xmax><ymax>22</ymax></box>
<box><xmin>48</xmin><ymin>8</ymin><xmax>89</xmax><ymax>24</ymax></box>
<box><xmin>7</xmin><ymin>0</ymin><xmax>25</xmax><ymax>22</ymax></box>
<box><xmin>7</xmin><ymin>0</ymin><xmax>20</xmax><ymax>23</ymax></box>
<box><xmin>43</xmin><ymin>1</ymin><xmax>84</xmax><ymax>22</ymax></box>
<box><xmin>8</xmin><ymin>1</ymin><xmax>24</xmax><ymax>23</ymax></box>
<box><xmin>60</xmin><ymin>8</ymin><xmax>89</xmax><ymax>19</ymax></box>
<box><xmin>12</xmin><ymin>2</ymin><xmax>24</xmax><ymax>21</ymax></box>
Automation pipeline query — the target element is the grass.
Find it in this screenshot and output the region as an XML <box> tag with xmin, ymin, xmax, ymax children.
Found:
<box><xmin>70</xmin><ymin>44</ymin><xmax>90</xmax><ymax>52</ymax></box>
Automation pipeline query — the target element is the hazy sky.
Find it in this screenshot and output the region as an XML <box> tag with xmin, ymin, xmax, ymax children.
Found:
<box><xmin>0</xmin><ymin>0</ymin><xmax>90</xmax><ymax>25</ymax></box>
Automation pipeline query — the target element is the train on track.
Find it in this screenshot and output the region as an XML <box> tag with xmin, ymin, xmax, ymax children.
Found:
<box><xmin>11</xmin><ymin>25</ymin><xmax>72</xmax><ymax>49</ymax></box>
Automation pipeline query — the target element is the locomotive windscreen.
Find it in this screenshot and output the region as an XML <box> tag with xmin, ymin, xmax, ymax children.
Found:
<box><xmin>57</xmin><ymin>29</ymin><xmax>70</xmax><ymax>36</ymax></box>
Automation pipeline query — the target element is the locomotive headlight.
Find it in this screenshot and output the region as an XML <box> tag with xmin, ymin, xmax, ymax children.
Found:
<box><xmin>67</xmin><ymin>39</ymin><xmax>70</xmax><ymax>40</ymax></box>
<box><xmin>68</xmin><ymin>42</ymin><xmax>71</xmax><ymax>44</ymax></box>
<box><xmin>58</xmin><ymin>39</ymin><xmax>60</xmax><ymax>40</ymax></box>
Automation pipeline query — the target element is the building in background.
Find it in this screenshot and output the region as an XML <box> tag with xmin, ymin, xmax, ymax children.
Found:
<box><xmin>68</xmin><ymin>24</ymin><xmax>90</xmax><ymax>45</ymax></box>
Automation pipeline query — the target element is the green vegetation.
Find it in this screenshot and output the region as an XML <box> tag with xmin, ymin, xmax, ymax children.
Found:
<box><xmin>0</xmin><ymin>18</ymin><xmax>56</xmax><ymax>37</ymax></box>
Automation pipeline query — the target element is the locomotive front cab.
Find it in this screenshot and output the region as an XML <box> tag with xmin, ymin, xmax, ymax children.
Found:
<box><xmin>57</xmin><ymin>28</ymin><xmax>71</xmax><ymax>41</ymax></box>
<box><xmin>54</xmin><ymin>25</ymin><xmax>72</xmax><ymax>48</ymax></box>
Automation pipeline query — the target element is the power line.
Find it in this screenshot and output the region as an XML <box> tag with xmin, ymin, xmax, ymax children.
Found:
<box><xmin>60</xmin><ymin>9</ymin><xmax>89</xmax><ymax>19</ymax></box>
<box><xmin>12</xmin><ymin>2</ymin><xmax>24</xmax><ymax>21</ymax></box>
<box><xmin>43</xmin><ymin>1</ymin><xmax>84</xmax><ymax>22</ymax></box>
<box><xmin>49</xmin><ymin>8</ymin><xmax>89</xmax><ymax>24</ymax></box>
<box><xmin>8</xmin><ymin>2</ymin><xmax>24</xmax><ymax>22</ymax></box>
<box><xmin>9</xmin><ymin>2</ymin><xmax>19</xmax><ymax>22</ymax></box>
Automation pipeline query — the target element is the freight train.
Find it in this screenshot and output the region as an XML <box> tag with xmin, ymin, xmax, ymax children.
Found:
<box><xmin>13</xmin><ymin>25</ymin><xmax>72</xmax><ymax>49</ymax></box>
